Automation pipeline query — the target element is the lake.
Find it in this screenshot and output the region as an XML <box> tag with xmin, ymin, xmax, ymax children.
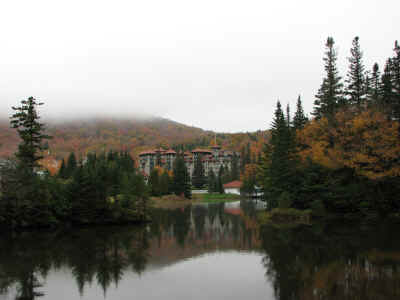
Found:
<box><xmin>1</xmin><ymin>200</ymin><xmax>399</xmax><ymax>300</ymax></box>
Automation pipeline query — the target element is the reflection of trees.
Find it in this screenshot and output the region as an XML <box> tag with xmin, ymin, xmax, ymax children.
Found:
<box><xmin>16</xmin><ymin>272</ymin><xmax>44</xmax><ymax>300</ymax></box>
<box><xmin>0</xmin><ymin>202</ymin><xmax>263</xmax><ymax>300</ymax></box>
<box><xmin>260</xmin><ymin>222</ymin><xmax>400</xmax><ymax>300</ymax></box>
<box><xmin>0</xmin><ymin>227</ymin><xmax>149</xmax><ymax>299</ymax></box>
<box><xmin>192</xmin><ymin>205</ymin><xmax>207</xmax><ymax>239</ymax></box>
<box><xmin>172</xmin><ymin>206</ymin><xmax>191</xmax><ymax>248</ymax></box>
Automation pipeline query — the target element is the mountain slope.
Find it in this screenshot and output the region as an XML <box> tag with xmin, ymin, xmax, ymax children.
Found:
<box><xmin>0</xmin><ymin>116</ymin><xmax>268</xmax><ymax>164</ymax></box>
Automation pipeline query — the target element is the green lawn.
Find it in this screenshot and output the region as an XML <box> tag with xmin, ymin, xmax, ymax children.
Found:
<box><xmin>193</xmin><ymin>193</ymin><xmax>241</xmax><ymax>203</ymax></box>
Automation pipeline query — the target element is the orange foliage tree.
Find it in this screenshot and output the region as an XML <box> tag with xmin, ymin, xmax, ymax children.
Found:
<box><xmin>297</xmin><ymin>108</ymin><xmax>400</xmax><ymax>179</ymax></box>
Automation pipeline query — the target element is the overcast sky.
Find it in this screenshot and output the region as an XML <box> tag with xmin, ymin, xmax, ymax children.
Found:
<box><xmin>0</xmin><ymin>0</ymin><xmax>399</xmax><ymax>132</ymax></box>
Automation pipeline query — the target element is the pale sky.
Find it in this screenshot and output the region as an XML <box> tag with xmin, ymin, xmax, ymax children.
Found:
<box><xmin>0</xmin><ymin>0</ymin><xmax>399</xmax><ymax>132</ymax></box>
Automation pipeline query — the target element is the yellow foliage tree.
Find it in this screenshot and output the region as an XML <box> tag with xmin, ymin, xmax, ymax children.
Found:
<box><xmin>297</xmin><ymin>109</ymin><xmax>400</xmax><ymax>179</ymax></box>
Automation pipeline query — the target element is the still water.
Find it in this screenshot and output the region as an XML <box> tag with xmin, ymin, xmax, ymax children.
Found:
<box><xmin>1</xmin><ymin>200</ymin><xmax>400</xmax><ymax>300</ymax></box>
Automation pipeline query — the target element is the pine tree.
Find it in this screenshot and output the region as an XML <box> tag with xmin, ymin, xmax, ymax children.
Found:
<box><xmin>183</xmin><ymin>165</ymin><xmax>192</xmax><ymax>199</ymax></box>
<box><xmin>10</xmin><ymin>97</ymin><xmax>51</xmax><ymax>173</ymax></box>
<box><xmin>217</xmin><ymin>166</ymin><xmax>224</xmax><ymax>194</ymax></box>
<box><xmin>381</xmin><ymin>59</ymin><xmax>394</xmax><ymax>113</ymax></box>
<box><xmin>293</xmin><ymin>95</ymin><xmax>308</xmax><ymax>130</ymax></box>
<box><xmin>148</xmin><ymin>169</ymin><xmax>160</xmax><ymax>196</ymax></box>
<box><xmin>369</xmin><ymin>63</ymin><xmax>381</xmax><ymax>105</ymax></box>
<box><xmin>159</xmin><ymin>171</ymin><xmax>171</xmax><ymax>195</ymax></box>
<box><xmin>313</xmin><ymin>37</ymin><xmax>344</xmax><ymax>120</ymax></box>
<box><xmin>391</xmin><ymin>41</ymin><xmax>400</xmax><ymax>120</ymax></box>
<box><xmin>192</xmin><ymin>154</ymin><xmax>205</xmax><ymax>188</ymax></box>
<box><xmin>66</xmin><ymin>152</ymin><xmax>78</xmax><ymax>178</ymax></box>
<box><xmin>286</xmin><ymin>103</ymin><xmax>291</xmax><ymax>128</ymax></box>
<box><xmin>58</xmin><ymin>159</ymin><xmax>67</xmax><ymax>179</ymax></box>
<box><xmin>345</xmin><ymin>36</ymin><xmax>367</xmax><ymax>108</ymax></box>
<box><xmin>172</xmin><ymin>154</ymin><xmax>191</xmax><ymax>198</ymax></box>
<box><xmin>207</xmin><ymin>169</ymin><xmax>217</xmax><ymax>193</ymax></box>
<box><xmin>230</xmin><ymin>153</ymin><xmax>239</xmax><ymax>181</ymax></box>
<box><xmin>261</xmin><ymin>101</ymin><xmax>297</xmax><ymax>209</ymax></box>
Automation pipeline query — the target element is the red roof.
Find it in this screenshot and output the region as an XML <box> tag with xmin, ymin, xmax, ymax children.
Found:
<box><xmin>223</xmin><ymin>180</ymin><xmax>242</xmax><ymax>189</ymax></box>
<box><xmin>165</xmin><ymin>150</ymin><xmax>177</xmax><ymax>154</ymax></box>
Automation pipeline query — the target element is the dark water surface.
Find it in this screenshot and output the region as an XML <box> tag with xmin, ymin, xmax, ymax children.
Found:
<box><xmin>1</xmin><ymin>200</ymin><xmax>400</xmax><ymax>300</ymax></box>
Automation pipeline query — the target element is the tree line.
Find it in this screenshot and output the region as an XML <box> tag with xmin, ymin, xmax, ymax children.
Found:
<box><xmin>0</xmin><ymin>97</ymin><xmax>149</xmax><ymax>228</ymax></box>
<box><xmin>258</xmin><ymin>37</ymin><xmax>400</xmax><ymax>217</ymax></box>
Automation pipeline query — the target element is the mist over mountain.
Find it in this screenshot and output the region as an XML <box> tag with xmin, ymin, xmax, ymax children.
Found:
<box><xmin>0</xmin><ymin>115</ymin><xmax>268</xmax><ymax>161</ymax></box>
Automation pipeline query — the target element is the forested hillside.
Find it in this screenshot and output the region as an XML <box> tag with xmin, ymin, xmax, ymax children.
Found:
<box><xmin>0</xmin><ymin>116</ymin><xmax>268</xmax><ymax>172</ymax></box>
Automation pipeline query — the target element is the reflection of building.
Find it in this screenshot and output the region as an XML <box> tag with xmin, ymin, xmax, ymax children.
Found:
<box><xmin>139</xmin><ymin>145</ymin><xmax>240</xmax><ymax>178</ymax></box>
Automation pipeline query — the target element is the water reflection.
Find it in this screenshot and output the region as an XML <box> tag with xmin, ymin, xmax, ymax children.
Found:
<box><xmin>0</xmin><ymin>227</ymin><xmax>150</xmax><ymax>299</ymax></box>
<box><xmin>1</xmin><ymin>201</ymin><xmax>400</xmax><ymax>300</ymax></box>
<box><xmin>0</xmin><ymin>201</ymin><xmax>261</xmax><ymax>299</ymax></box>
<box><xmin>260</xmin><ymin>222</ymin><xmax>400</xmax><ymax>300</ymax></box>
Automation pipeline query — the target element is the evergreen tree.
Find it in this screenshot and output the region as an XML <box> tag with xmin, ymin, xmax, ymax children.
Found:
<box><xmin>391</xmin><ymin>41</ymin><xmax>400</xmax><ymax>120</ymax></box>
<box><xmin>286</xmin><ymin>103</ymin><xmax>291</xmax><ymax>128</ymax></box>
<box><xmin>10</xmin><ymin>97</ymin><xmax>51</xmax><ymax>173</ymax></box>
<box><xmin>369</xmin><ymin>63</ymin><xmax>381</xmax><ymax>105</ymax></box>
<box><xmin>207</xmin><ymin>169</ymin><xmax>217</xmax><ymax>193</ymax></box>
<box><xmin>66</xmin><ymin>152</ymin><xmax>78</xmax><ymax>178</ymax></box>
<box><xmin>261</xmin><ymin>101</ymin><xmax>297</xmax><ymax>209</ymax></box>
<box><xmin>313</xmin><ymin>37</ymin><xmax>344</xmax><ymax>119</ymax></box>
<box><xmin>172</xmin><ymin>154</ymin><xmax>191</xmax><ymax>198</ymax></box>
<box><xmin>159</xmin><ymin>171</ymin><xmax>171</xmax><ymax>195</ymax></box>
<box><xmin>293</xmin><ymin>95</ymin><xmax>308</xmax><ymax>130</ymax></box>
<box><xmin>58</xmin><ymin>159</ymin><xmax>67</xmax><ymax>179</ymax></box>
<box><xmin>183</xmin><ymin>165</ymin><xmax>192</xmax><ymax>199</ymax></box>
<box><xmin>381</xmin><ymin>59</ymin><xmax>394</xmax><ymax>113</ymax></box>
<box><xmin>345</xmin><ymin>36</ymin><xmax>367</xmax><ymax>108</ymax></box>
<box><xmin>192</xmin><ymin>154</ymin><xmax>206</xmax><ymax>188</ymax></box>
<box><xmin>230</xmin><ymin>153</ymin><xmax>239</xmax><ymax>181</ymax></box>
<box><xmin>148</xmin><ymin>169</ymin><xmax>160</xmax><ymax>196</ymax></box>
<box><xmin>217</xmin><ymin>166</ymin><xmax>225</xmax><ymax>194</ymax></box>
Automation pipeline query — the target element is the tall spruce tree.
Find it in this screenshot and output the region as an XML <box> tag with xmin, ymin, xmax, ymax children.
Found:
<box><xmin>207</xmin><ymin>169</ymin><xmax>217</xmax><ymax>193</ymax></box>
<box><xmin>293</xmin><ymin>95</ymin><xmax>308</xmax><ymax>130</ymax></box>
<box><xmin>286</xmin><ymin>103</ymin><xmax>291</xmax><ymax>128</ymax></box>
<box><xmin>192</xmin><ymin>154</ymin><xmax>205</xmax><ymax>188</ymax></box>
<box><xmin>183</xmin><ymin>165</ymin><xmax>192</xmax><ymax>199</ymax></box>
<box><xmin>66</xmin><ymin>152</ymin><xmax>78</xmax><ymax>178</ymax></box>
<box><xmin>148</xmin><ymin>168</ymin><xmax>160</xmax><ymax>196</ymax></box>
<box><xmin>172</xmin><ymin>154</ymin><xmax>191</xmax><ymax>198</ymax></box>
<box><xmin>369</xmin><ymin>63</ymin><xmax>381</xmax><ymax>105</ymax></box>
<box><xmin>159</xmin><ymin>171</ymin><xmax>171</xmax><ymax>195</ymax></box>
<box><xmin>313</xmin><ymin>37</ymin><xmax>344</xmax><ymax>119</ymax></box>
<box><xmin>217</xmin><ymin>166</ymin><xmax>225</xmax><ymax>194</ymax></box>
<box><xmin>230</xmin><ymin>153</ymin><xmax>239</xmax><ymax>181</ymax></box>
<box><xmin>261</xmin><ymin>101</ymin><xmax>296</xmax><ymax>209</ymax></box>
<box><xmin>345</xmin><ymin>36</ymin><xmax>367</xmax><ymax>108</ymax></box>
<box><xmin>381</xmin><ymin>59</ymin><xmax>394</xmax><ymax>113</ymax></box>
<box><xmin>10</xmin><ymin>97</ymin><xmax>51</xmax><ymax>173</ymax></box>
<box><xmin>391</xmin><ymin>41</ymin><xmax>400</xmax><ymax>120</ymax></box>
<box><xmin>58</xmin><ymin>159</ymin><xmax>67</xmax><ymax>179</ymax></box>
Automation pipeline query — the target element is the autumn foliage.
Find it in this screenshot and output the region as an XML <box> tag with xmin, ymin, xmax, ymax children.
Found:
<box><xmin>297</xmin><ymin>108</ymin><xmax>400</xmax><ymax>180</ymax></box>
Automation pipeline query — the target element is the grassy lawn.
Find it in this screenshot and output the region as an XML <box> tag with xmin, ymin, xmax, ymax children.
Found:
<box><xmin>192</xmin><ymin>193</ymin><xmax>241</xmax><ymax>203</ymax></box>
<box><xmin>150</xmin><ymin>193</ymin><xmax>241</xmax><ymax>209</ymax></box>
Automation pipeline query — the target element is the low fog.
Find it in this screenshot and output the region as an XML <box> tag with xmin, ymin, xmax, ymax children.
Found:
<box><xmin>0</xmin><ymin>0</ymin><xmax>399</xmax><ymax>132</ymax></box>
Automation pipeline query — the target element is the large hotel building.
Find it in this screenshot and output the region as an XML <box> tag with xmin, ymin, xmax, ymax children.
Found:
<box><xmin>139</xmin><ymin>145</ymin><xmax>240</xmax><ymax>178</ymax></box>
